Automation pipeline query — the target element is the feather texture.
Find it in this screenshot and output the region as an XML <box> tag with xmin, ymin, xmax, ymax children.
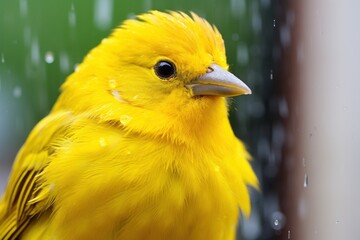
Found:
<box><xmin>0</xmin><ymin>11</ymin><xmax>258</xmax><ymax>240</ymax></box>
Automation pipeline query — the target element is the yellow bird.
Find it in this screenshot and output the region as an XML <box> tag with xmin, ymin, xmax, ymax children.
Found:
<box><xmin>0</xmin><ymin>11</ymin><xmax>258</xmax><ymax>240</ymax></box>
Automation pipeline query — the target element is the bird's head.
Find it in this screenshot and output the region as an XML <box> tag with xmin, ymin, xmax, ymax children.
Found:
<box><xmin>54</xmin><ymin>11</ymin><xmax>251</xmax><ymax>138</ymax></box>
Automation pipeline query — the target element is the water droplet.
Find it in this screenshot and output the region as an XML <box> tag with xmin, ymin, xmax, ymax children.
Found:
<box><xmin>13</xmin><ymin>86</ymin><xmax>22</xmax><ymax>98</ymax></box>
<box><xmin>230</xmin><ymin>0</ymin><xmax>245</xmax><ymax>17</ymax></box>
<box><xmin>252</xmin><ymin>12</ymin><xmax>262</xmax><ymax>34</ymax></box>
<box><xmin>271</xmin><ymin>211</ymin><xmax>285</xmax><ymax>230</ymax></box>
<box><xmin>214</xmin><ymin>165</ymin><xmax>220</xmax><ymax>172</ymax></box>
<box><xmin>70</xmin><ymin>2</ymin><xmax>75</xmax><ymax>11</ymax></box>
<box><xmin>49</xmin><ymin>183</ymin><xmax>55</xmax><ymax>190</ymax></box>
<box><xmin>236</xmin><ymin>44</ymin><xmax>249</xmax><ymax>65</ymax></box>
<box><xmin>273</xmin><ymin>19</ymin><xmax>276</xmax><ymax>27</ymax></box>
<box><xmin>94</xmin><ymin>0</ymin><xmax>113</xmax><ymax>30</ymax></box>
<box><xmin>335</xmin><ymin>220</ymin><xmax>340</xmax><ymax>224</ymax></box>
<box><xmin>108</xmin><ymin>79</ymin><xmax>117</xmax><ymax>89</ymax></box>
<box><xmin>288</xmin><ymin>230</ymin><xmax>291</xmax><ymax>239</ymax></box>
<box><xmin>19</xmin><ymin>0</ymin><xmax>28</xmax><ymax>17</ymax></box>
<box><xmin>120</xmin><ymin>115</ymin><xmax>132</xmax><ymax>125</ymax></box>
<box><xmin>111</xmin><ymin>90</ymin><xmax>125</xmax><ymax>103</ymax></box>
<box><xmin>59</xmin><ymin>52</ymin><xmax>70</xmax><ymax>73</ymax></box>
<box><xmin>143</xmin><ymin>0</ymin><xmax>152</xmax><ymax>10</ymax></box>
<box><xmin>44</xmin><ymin>51</ymin><xmax>55</xmax><ymax>64</ymax></box>
<box><xmin>68</xmin><ymin>3</ymin><xmax>76</xmax><ymax>27</ymax></box>
<box><xmin>31</xmin><ymin>37</ymin><xmax>40</xmax><ymax>65</ymax></box>
<box><xmin>261</xmin><ymin>0</ymin><xmax>270</xmax><ymax>8</ymax></box>
<box><xmin>304</xmin><ymin>173</ymin><xmax>308</xmax><ymax>188</ymax></box>
<box><xmin>74</xmin><ymin>63</ymin><xmax>80</xmax><ymax>71</ymax></box>
<box><xmin>126</xmin><ymin>13</ymin><xmax>136</xmax><ymax>20</ymax></box>
<box><xmin>132</xmin><ymin>95</ymin><xmax>139</xmax><ymax>100</ymax></box>
<box><xmin>99</xmin><ymin>137</ymin><xmax>107</xmax><ymax>147</ymax></box>
<box><xmin>270</xmin><ymin>70</ymin><xmax>273</xmax><ymax>80</ymax></box>
<box><xmin>1</xmin><ymin>54</ymin><xmax>4</xmax><ymax>63</ymax></box>
<box><xmin>278</xmin><ymin>97</ymin><xmax>289</xmax><ymax>118</ymax></box>
<box><xmin>280</xmin><ymin>25</ymin><xmax>291</xmax><ymax>48</ymax></box>
<box><xmin>126</xmin><ymin>151</ymin><xmax>131</xmax><ymax>155</ymax></box>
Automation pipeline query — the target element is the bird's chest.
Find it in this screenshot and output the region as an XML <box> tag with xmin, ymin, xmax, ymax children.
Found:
<box><xmin>110</xmin><ymin>147</ymin><xmax>239</xmax><ymax>240</ymax></box>
<box><xmin>48</xmin><ymin>137</ymin><xmax>240</xmax><ymax>240</ymax></box>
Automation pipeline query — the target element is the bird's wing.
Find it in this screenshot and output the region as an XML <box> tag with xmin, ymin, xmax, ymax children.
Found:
<box><xmin>0</xmin><ymin>111</ymin><xmax>75</xmax><ymax>239</ymax></box>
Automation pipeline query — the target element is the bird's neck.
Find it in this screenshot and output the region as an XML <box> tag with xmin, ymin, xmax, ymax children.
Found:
<box><xmin>53</xmin><ymin>86</ymin><xmax>234</xmax><ymax>147</ymax></box>
<box><xmin>108</xmin><ymin>96</ymin><xmax>234</xmax><ymax>146</ymax></box>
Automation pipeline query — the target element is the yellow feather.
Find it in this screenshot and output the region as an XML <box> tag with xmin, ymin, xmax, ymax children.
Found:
<box><xmin>0</xmin><ymin>11</ymin><xmax>258</xmax><ymax>240</ymax></box>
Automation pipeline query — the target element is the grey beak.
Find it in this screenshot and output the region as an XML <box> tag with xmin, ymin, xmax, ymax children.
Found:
<box><xmin>186</xmin><ymin>63</ymin><xmax>252</xmax><ymax>97</ymax></box>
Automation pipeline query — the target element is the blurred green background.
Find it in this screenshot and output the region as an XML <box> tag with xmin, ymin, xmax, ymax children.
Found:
<box><xmin>0</xmin><ymin>0</ymin><xmax>276</xmax><ymax>239</ymax></box>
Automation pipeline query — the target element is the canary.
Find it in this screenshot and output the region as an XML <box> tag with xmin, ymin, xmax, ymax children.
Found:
<box><xmin>0</xmin><ymin>11</ymin><xmax>258</xmax><ymax>240</ymax></box>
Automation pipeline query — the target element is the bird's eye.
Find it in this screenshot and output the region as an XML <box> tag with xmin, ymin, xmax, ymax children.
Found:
<box><xmin>154</xmin><ymin>60</ymin><xmax>176</xmax><ymax>80</ymax></box>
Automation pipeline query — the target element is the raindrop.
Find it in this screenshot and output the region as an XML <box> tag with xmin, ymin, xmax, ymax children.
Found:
<box><xmin>59</xmin><ymin>52</ymin><xmax>70</xmax><ymax>73</ymax></box>
<box><xmin>236</xmin><ymin>44</ymin><xmax>249</xmax><ymax>65</ymax></box>
<box><xmin>74</xmin><ymin>63</ymin><xmax>80</xmax><ymax>71</ymax></box>
<box><xmin>273</xmin><ymin>19</ymin><xmax>276</xmax><ymax>27</ymax></box>
<box><xmin>132</xmin><ymin>95</ymin><xmax>139</xmax><ymax>100</ymax></box>
<box><xmin>68</xmin><ymin>6</ymin><xmax>77</xmax><ymax>27</ymax></box>
<box><xmin>101</xmin><ymin>38</ymin><xmax>109</xmax><ymax>44</ymax></box>
<box><xmin>44</xmin><ymin>51</ymin><xmax>55</xmax><ymax>64</ymax></box>
<box><xmin>288</xmin><ymin>230</ymin><xmax>291</xmax><ymax>239</ymax></box>
<box><xmin>13</xmin><ymin>86</ymin><xmax>22</xmax><ymax>98</ymax></box>
<box><xmin>298</xmin><ymin>195</ymin><xmax>306</xmax><ymax>219</ymax></box>
<box><xmin>280</xmin><ymin>25</ymin><xmax>291</xmax><ymax>48</ymax></box>
<box><xmin>19</xmin><ymin>0</ymin><xmax>28</xmax><ymax>17</ymax></box>
<box><xmin>49</xmin><ymin>183</ymin><xmax>55</xmax><ymax>191</ymax></box>
<box><xmin>261</xmin><ymin>0</ymin><xmax>270</xmax><ymax>8</ymax></box>
<box><xmin>1</xmin><ymin>54</ymin><xmax>4</xmax><ymax>63</ymax></box>
<box><xmin>247</xmin><ymin>97</ymin><xmax>265</xmax><ymax>118</ymax></box>
<box><xmin>286</xmin><ymin>11</ymin><xmax>295</xmax><ymax>27</ymax></box>
<box><xmin>99</xmin><ymin>137</ymin><xmax>107</xmax><ymax>147</ymax></box>
<box><xmin>31</xmin><ymin>37</ymin><xmax>40</xmax><ymax>65</ymax></box>
<box><xmin>231</xmin><ymin>0</ymin><xmax>246</xmax><ymax>16</ymax></box>
<box><xmin>270</xmin><ymin>70</ymin><xmax>273</xmax><ymax>80</ymax></box>
<box><xmin>304</xmin><ymin>173</ymin><xmax>308</xmax><ymax>188</ymax></box>
<box><xmin>111</xmin><ymin>90</ymin><xmax>126</xmax><ymax>103</ymax></box>
<box><xmin>271</xmin><ymin>211</ymin><xmax>285</xmax><ymax>230</ymax></box>
<box><xmin>143</xmin><ymin>0</ymin><xmax>152</xmax><ymax>10</ymax></box>
<box><xmin>251</xmin><ymin>1</ymin><xmax>262</xmax><ymax>33</ymax></box>
<box><xmin>120</xmin><ymin>115</ymin><xmax>132</xmax><ymax>125</ymax></box>
<box><xmin>278</xmin><ymin>97</ymin><xmax>289</xmax><ymax>118</ymax></box>
<box><xmin>302</xmin><ymin>157</ymin><xmax>306</xmax><ymax>167</ymax></box>
<box><xmin>94</xmin><ymin>0</ymin><xmax>113</xmax><ymax>30</ymax></box>
<box><xmin>126</xmin><ymin>13</ymin><xmax>136</xmax><ymax>20</ymax></box>
<box><xmin>108</xmin><ymin>79</ymin><xmax>117</xmax><ymax>89</ymax></box>
<box><xmin>335</xmin><ymin>220</ymin><xmax>340</xmax><ymax>224</ymax></box>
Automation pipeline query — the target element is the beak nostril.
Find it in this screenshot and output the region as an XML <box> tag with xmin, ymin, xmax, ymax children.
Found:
<box><xmin>187</xmin><ymin>63</ymin><xmax>251</xmax><ymax>96</ymax></box>
<box><xmin>206</xmin><ymin>66</ymin><xmax>214</xmax><ymax>73</ymax></box>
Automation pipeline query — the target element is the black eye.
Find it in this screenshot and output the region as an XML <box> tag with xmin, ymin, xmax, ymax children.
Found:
<box><xmin>154</xmin><ymin>60</ymin><xmax>176</xmax><ymax>79</ymax></box>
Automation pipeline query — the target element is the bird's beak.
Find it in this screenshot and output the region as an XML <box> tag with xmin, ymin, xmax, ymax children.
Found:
<box><xmin>186</xmin><ymin>63</ymin><xmax>252</xmax><ymax>97</ymax></box>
